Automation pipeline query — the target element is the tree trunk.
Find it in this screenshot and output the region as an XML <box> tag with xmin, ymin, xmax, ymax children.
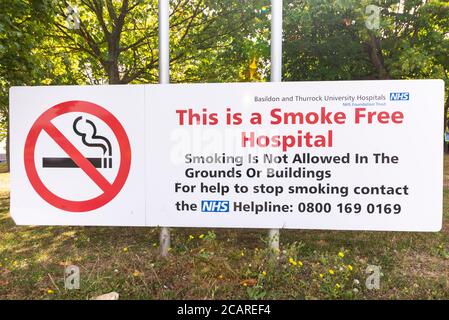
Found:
<box><xmin>107</xmin><ymin>61</ymin><xmax>121</xmax><ymax>84</ymax></box>
<box><xmin>366</xmin><ymin>33</ymin><xmax>390</xmax><ymax>79</ymax></box>
<box><xmin>106</xmin><ymin>28</ymin><xmax>121</xmax><ymax>84</ymax></box>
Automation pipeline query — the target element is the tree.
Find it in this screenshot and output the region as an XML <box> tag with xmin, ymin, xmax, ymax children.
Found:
<box><xmin>41</xmin><ymin>0</ymin><xmax>270</xmax><ymax>84</ymax></box>
<box><xmin>283</xmin><ymin>0</ymin><xmax>448</xmax><ymax>143</ymax></box>
<box><xmin>0</xmin><ymin>0</ymin><xmax>59</xmax><ymax>167</ymax></box>
<box><xmin>283</xmin><ymin>0</ymin><xmax>377</xmax><ymax>81</ymax></box>
<box><xmin>283</xmin><ymin>0</ymin><xmax>448</xmax><ymax>81</ymax></box>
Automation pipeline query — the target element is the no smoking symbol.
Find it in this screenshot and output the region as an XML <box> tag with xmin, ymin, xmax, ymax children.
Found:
<box><xmin>24</xmin><ymin>101</ymin><xmax>131</xmax><ymax>212</ymax></box>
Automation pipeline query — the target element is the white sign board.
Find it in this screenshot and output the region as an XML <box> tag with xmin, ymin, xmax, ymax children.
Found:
<box><xmin>147</xmin><ymin>80</ymin><xmax>444</xmax><ymax>231</ymax></box>
<box><xmin>10</xmin><ymin>80</ymin><xmax>445</xmax><ymax>231</ymax></box>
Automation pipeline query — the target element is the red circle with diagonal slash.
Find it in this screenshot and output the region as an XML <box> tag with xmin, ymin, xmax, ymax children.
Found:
<box><xmin>24</xmin><ymin>101</ymin><xmax>131</xmax><ymax>212</ymax></box>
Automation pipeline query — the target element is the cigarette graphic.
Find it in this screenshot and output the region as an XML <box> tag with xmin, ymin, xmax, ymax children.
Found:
<box><xmin>42</xmin><ymin>157</ymin><xmax>112</xmax><ymax>168</ymax></box>
<box><xmin>42</xmin><ymin>117</ymin><xmax>114</xmax><ymax>170</ymax></box>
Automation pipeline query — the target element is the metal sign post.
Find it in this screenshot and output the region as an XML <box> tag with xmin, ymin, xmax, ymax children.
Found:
<box><xmin>268</xmin><ymin>0</ymin><xmax>282</xmax><ymax>252</ymax></box>
<box><xmin>158</xmin><ymin>0</ymin><xmax>171</xmax><ymax>257</ymax></box>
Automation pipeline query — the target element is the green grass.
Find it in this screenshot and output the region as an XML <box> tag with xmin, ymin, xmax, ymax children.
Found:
<box><xmin>0</xmin><ymin>160</ymin><xmax>448</xmax><ymax>300</ymax></box>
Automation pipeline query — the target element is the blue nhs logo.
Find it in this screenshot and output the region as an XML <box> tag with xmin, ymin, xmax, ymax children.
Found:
<box><xmin>201</xmin><ymin>200</ymin><xmax>230</xmax><ymax>213</ymax></box>
<box><xmin>389</xmin><ymin>92</ymin><xmax>409</xmax><ymax>101</ymax></box>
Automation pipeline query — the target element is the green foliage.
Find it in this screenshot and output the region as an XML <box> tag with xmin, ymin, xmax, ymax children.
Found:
<box><xmin>0</xmin><ymin>0</ymin><xmax>49</xmax><ymax>139</ymax></box>
<box><xmin>31</xmin><ymin>0</ymin><xmax>270</xmax><ymax>85</ymax></box>
<box><xmin>283</xmin><ymin>0</ymin><xmax>449</xmax><ymax>84</ymax></box>
<box><xmin>283</xmin><ymin>0</ymin><xmax>376</xmax><ymax>81</ymax></box>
